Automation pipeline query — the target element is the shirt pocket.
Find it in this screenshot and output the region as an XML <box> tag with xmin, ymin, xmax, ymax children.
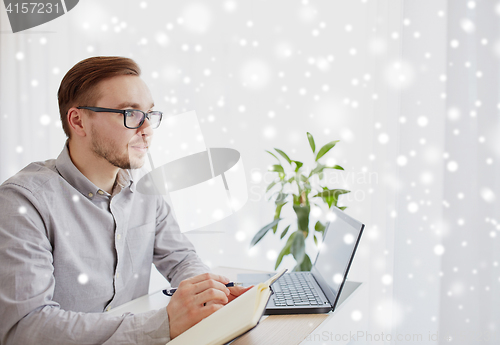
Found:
<box><xmin>125</xmin><ymin>222</ymin><xmax>155</xmax><ymax>275</ymax></box>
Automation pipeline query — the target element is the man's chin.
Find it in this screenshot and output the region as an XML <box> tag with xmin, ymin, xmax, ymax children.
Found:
<box><xmin>128</xmin><ymin>156</ymin><xmax>146</xmax><ymax>170</ymax></box>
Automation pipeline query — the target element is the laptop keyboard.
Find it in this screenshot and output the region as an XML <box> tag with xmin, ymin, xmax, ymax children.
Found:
<box><xmin>271</xmin><ymin>273</ymin><xmax>324</xmax><ymax>307</ymax></box>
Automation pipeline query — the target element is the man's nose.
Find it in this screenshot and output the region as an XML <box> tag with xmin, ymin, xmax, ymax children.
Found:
<box><xmin>138</xmin><ymin>117</ymin><xmax>154</xmax><ymax>136</ymax></box>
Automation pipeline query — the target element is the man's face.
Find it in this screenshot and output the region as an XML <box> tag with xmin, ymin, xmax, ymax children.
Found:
<box><xmin>86</xmin><ymin>75</ymin><xmax>155</xmax><ymax>170</ymax></box>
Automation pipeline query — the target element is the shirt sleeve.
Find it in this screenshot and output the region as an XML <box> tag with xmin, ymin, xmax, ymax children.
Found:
<box><xmin>0</xmin><ymin>184</ymin><xmax>171</xmax><ymax>345</ymax></box>
<box><xmin>152</xmin><ymin>196</ymin><xmax>210</xmax><ymax>287</ymax></box>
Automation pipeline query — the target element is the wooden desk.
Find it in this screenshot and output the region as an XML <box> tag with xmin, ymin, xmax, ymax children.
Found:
<box><xmin>107</xmin><ymin>266</ymin><xmax>363</xmax><ymax>345</ymax></box>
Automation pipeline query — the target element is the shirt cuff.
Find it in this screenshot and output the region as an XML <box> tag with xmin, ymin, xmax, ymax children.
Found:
<box><xmin>133</xmin><ymin>307</ymin><xmax>171</xmax><ymax>344</ymax></box>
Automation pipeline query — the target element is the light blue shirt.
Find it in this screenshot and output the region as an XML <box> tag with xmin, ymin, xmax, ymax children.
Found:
<box><xmin>0</xmin><ymin>144</ymin><xmax>209</xmax><ymax>344</ymax></box>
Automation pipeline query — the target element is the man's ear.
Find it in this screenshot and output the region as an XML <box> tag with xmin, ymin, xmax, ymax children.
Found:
<box><xmin>67</xmin><ymin>108</ymin><xmax>88</xmax><ymax>137</ymax></box>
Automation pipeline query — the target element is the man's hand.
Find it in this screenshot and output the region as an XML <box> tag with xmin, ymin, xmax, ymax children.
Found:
<box><xmin>227</xmin><ymin>285</ymin><xmax>253</xmax><ymax>303</ymax></box>
<box><xmin>166</xmin><ymin>273</ymin><xmax>231</xmax><ymax>339</ymax></box>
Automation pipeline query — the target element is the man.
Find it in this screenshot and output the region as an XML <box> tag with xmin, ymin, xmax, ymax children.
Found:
<box><xmin>0</xmin><ymin>56</ymin><xmax>249</xmax><ymax>344</ymax></box>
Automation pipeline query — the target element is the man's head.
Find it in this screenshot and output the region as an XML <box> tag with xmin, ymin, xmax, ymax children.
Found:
<box><xmin>58</xmin><ymin>56</ymin><xmax>141</xmax><ymax>138</ymax></box>
<box><xmin>58</xmin><ymin>56</ymin><xmax>158</xmax><ymax>170</ymax></box>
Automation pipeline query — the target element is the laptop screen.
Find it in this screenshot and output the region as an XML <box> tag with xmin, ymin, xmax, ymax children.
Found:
<box><xmin>311</xmin><ymin>207</ymin><xmax>364</xmax><ymax>309</ymax></box>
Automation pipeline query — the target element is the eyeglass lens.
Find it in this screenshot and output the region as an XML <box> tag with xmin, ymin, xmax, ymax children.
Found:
<box><xmin>125</xmin><ymin>110</ymin><xmax>162</xmax><ymax>129</ymax></box>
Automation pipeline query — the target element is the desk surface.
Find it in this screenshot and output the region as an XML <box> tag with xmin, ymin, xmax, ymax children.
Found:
<box><xmin>107</xmin><ymin>267</ymin><xmax>363</xmax><ymax>345</ymax></box>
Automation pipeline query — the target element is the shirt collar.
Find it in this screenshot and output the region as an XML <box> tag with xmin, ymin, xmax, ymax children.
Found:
<box><xmin>113</xmin><ymin>169</ymin><xmax>136</xmax><ymax>196</ymax></box>
<box><xmin>55</xmin><ymin>143</ymin><xmax>134</xmax><ymax>200</ymax></box>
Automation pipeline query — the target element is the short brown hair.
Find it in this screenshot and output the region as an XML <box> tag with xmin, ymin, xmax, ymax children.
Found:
<box><xmin>58</xmin><ymin>56</ymin><xmax>141</xmax><ymax>138</ymax></box>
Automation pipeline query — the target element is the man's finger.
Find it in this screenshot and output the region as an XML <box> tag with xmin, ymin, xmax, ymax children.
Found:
<box><xmin>195</xmin><ymin>287</ymin><xmax>229</xmax><ymax>306</ymax></box>
<box><xmin>228</xmin><ymin>285</ymin><xmax>253</xmax><ymax>295</ymax></box>
<box><xmin>204</xmin><ymin>299</ymin><xmax>220</xmax><ymax>307</ymax></box>
<box><xmin>184</xmin><ymin>272</ymin><xmax>230</xmax><ymax>285</ymax></box>
<box><xmin>192</xmin><ymin>279</ymin><xmax>230</xmax><ymax>296</ymax></box>
<box><xmin>226</xmin><ymin>285</ymin><xmax>254</xmax><ymax>303</ymax></box>
<box><xmin>199</xmin><ymin>302</ymin><xmax>225</xmax><ymax>319</ymax></box>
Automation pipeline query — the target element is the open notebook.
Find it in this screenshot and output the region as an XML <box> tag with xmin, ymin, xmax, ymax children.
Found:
<box><xmin>168</xmin><ymin>268</ymin><xmax>287</xmax><ymax>345</ymax></box>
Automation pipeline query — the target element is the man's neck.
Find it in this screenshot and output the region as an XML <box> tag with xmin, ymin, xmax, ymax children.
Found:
<box><xmin>67</xmin><ymin>140</ymin><xmax>119</xmax><ymax>194</ymax></box>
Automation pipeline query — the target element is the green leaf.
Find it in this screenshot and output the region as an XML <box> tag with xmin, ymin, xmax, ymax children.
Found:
<box><xmin>293</xmin><ymin>161</ymin><xmax>303</xmax><ymax>172</ymax></box>
<box><xmin>309</xmin><ymin>156</ymin><xmax>344</xmax><ymax>178</ymax></box>
<box><xmin>314</xmin><ymin>189</ymin><xmax>350</xmax><ymax>198</ymax></box>
<box><xmin>293</xmin><ymin>204</ymin><xmax>310</xmax><ymax>232</ymax></box>
<box><xmin>275</xmin><ymin>192</ymin><xmax>287</xmax><ymax>205</ymax></box>
<box><xmin>280</xmin><ymin>225</ymin><xmax>291</xmax><ymax>239</ymax></box>
<box><xmin>311</xmin><ymin>164</ymin><xmax>344</xmax><ymax>176</ymax></box>
<box><xmin>314</xmin><ymin>189</ymin><xmax>350</xmax><ymax>209</ymax></box>
<box><xmin>275</xmin><ymin>245</ymin><xmax>290</xmax><ymax>270</ymax></box>
<box><xmin>269</xmin><ymin>164</ymin><xmax>284</xmax><ymax>173</ymax></box>
<box><xmin>318</xmin><ymin>187</ymin><xmax>334</xmax><ymax>208</ymax></box>
<box><xmin>273</xmin><ymin>200</ymin><xmax>288</xmax><ymax>233</ymax></box>
<box><xmin>275</xmin><ymin>232</ymin><xmax>296</xmax><ymax>270</ymax></box>
<box><xmin>314</xmin><ymin>221</ymin><xmax>326</xmax><ymax>234</ymax></box>
<box><xmin>250</xmin><ymin>218</ymin><xmax>282</xmax><ymax>247</ymax></box>
<box><xmin>339</xmin><ymin>206</ymin><xmax>347</xmax><ymax>211</ymax></box>
<box><xmin>266</xmin><ymin>150</ymin><xmax>280</xmax><ymax>162</ymax></box>
<box><xmin>315</xmin><ymin>140</ymin><xmax>339</xmax><ymax>162</ymax></box>
<box><xmin>290</xmin><ymin>231</ymin><xmax>305</xmax><ymax>264</ymax></box>
<box><xmin>325</xmin><ymin>196</ymin><xmax>334</xmax><ymax>208</ymax></box>
<box><xmin>266</xmin><ymin>180</ymin><xmax>278</xmax><ymax>193</ymax></box>
<box><xmin>274</xmin><ymin>148</ymin><xmax>292</xmax><ymax>165</ymax></box>
<box><xmin>307</xmin><ymin>132</ymin><xmax>316</xmax><ymax>153</ymax></box>
<box><xmin>293</xmin><ymin>254</ymin><xmax>312</xmax><ymax>271</ymax></box>
<box><xmin>314</xmin><ymin>235</ymin><xmax>318</xmax><ymax>246</ymax></box>
<box><xmin>308</xmin><ymin>163</ymin><xmax>326</xmax><ymax>178</ymax></box>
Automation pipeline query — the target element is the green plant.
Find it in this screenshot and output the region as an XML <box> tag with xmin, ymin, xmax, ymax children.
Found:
<box><xmin>250</xmin><ymin>132</ymin><xmax>350</xmax><ymax>271</ymax></box>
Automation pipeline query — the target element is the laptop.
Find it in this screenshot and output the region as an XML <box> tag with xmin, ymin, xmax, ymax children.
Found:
<box><xmin>238</xmin><ymin>206</ymin><xmax>364</xmax><ymax>315</ymax></box>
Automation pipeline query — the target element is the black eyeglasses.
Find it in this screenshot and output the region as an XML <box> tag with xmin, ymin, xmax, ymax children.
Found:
<box><xmin>77</xmin><ymin>106</ymin><xmax>163</xmax><ymax>129</ymax></box>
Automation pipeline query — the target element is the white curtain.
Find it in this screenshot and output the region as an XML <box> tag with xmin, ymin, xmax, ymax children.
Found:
<box><xmin>1</xmin><ymin>0</ymin><xmax>499</xmax><ymax>343</ymax></box>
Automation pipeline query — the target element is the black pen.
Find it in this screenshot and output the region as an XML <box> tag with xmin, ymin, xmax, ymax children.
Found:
<box><xmin>163</xmin><ymin>282</ymin><xmax>243</xmax><ymax>296</ymax></box>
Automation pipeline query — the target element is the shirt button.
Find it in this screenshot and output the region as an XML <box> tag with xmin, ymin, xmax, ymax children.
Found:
<box><xmin>88</xmin><ymin>192</ymin><xmax>94</xmax><ymax>198</ymax></box>
<box><xmin>97</xmin><ymin>190</ymin><xmax>104</xmax><ymax>195</ymax></box>
<box><xmin>117</xmin><ymin>234</ymin><xmax>121</xmax><ymax>240</ymax></box>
